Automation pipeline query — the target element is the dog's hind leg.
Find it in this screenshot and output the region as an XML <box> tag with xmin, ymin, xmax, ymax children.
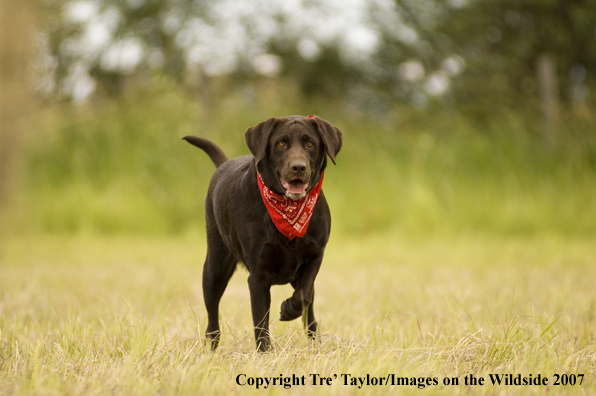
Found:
<box><xmin>202</xmin><ymin>230</ymin><xmax>236</xmax><ymax>350</ymax></box>
<box><xmin>303</xmin><ymin>289</ymin><xmax>317</xmax><ymax>339</ymax></box>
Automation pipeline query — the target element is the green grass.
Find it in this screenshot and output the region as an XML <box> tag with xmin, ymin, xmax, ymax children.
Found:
<box><xmin>12</xmin><ymin>84</ymin><xmax>596</xmax><ymax>236</ymax></box>
<box><xmin>1</xmin><ymin>233</ymin><xmax>595</xmax><ymax>395</ymax></box>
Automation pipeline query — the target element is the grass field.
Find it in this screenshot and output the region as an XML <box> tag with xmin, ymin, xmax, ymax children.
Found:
<box><xmin>1</xmin><ymin>232</ymin><xmax>595</xmax><ymax>395</ymax></box>
<box><xmin>2</xmin><ymin>85</ymin><xmax>596</xmax><ymax>394</ymax></box>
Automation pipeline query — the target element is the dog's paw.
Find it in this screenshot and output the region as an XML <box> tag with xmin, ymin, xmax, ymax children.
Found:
<box><xmin>279</xmin><ymin>298</ymin><xmax>302</xmax><ymax>321</ymax></box>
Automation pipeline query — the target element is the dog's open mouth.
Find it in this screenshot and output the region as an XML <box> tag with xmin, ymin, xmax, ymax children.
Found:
<box><xmin>280</xmin><ymin>178</ymin><xmax>309</xmax><ymax>199</ymax></box>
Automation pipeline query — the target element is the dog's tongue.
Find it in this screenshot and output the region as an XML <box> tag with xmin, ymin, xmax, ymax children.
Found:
<box><xmin>283</xmin><ymin>180</ymin><xmax>308</xmax><ymax>195</ymax></box>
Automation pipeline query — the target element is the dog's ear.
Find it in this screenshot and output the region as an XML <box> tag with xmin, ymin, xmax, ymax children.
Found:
<box><xmin>308</xmin><ymin>116</ymin><xmax>343</xmax><ymax>165</ymax></box>
<box><xmin>244</xmin><ymin>117</ymin><xmax>283</xmax><ymax>165</ymax></box>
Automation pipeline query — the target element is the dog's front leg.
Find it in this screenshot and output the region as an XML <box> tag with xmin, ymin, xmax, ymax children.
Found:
<box><xmin>248</xmin><ymin>273</ymin><xmax>272</xmax><ymax>352</ymax></box>
<box><xmin>279</xmin><ymin>253</ymin><xmax>323</xmax><ymax>337</ymax></box>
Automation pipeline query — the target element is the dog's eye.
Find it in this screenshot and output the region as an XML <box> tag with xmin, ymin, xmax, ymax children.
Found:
<box><xmin>306</xmin><ymin>141</ymin><xmax>314</xmax><ymax>148</ymax></box>
<box><xmin>278</xmin><ymin>141</ymin><xmax>286</xmax><ymax>148</ymax></box>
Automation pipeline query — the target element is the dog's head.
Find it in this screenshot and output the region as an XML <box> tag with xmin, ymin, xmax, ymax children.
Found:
<box><xmin>245</xmin><ymin>115</ymin><xmax>343</xmax><ymax>200</ymax></box>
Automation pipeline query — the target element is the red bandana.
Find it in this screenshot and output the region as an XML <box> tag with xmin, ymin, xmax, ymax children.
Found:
<box><xmin>257</xmin><ymin>172</ymin><xmax>324</xmax><ymax>239</ymax></box>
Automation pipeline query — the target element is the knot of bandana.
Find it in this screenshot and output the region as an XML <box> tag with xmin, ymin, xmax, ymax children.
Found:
<box><xmin>256</xmin><ymin>172</ymin><xmax>324</xmax><ymax>239</ymax></box>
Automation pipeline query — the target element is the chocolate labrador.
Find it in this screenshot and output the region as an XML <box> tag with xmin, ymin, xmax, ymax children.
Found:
<box><xmin>183</xmin><ymin>115</ymin><xmax>342</xmax><ymax>351</ymax></box>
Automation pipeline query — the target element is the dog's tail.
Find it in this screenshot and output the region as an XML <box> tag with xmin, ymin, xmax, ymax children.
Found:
<box><xmin>182</xmin><ymin>136</ymin><xmax>229</xmax><ymax>168</ymax></box>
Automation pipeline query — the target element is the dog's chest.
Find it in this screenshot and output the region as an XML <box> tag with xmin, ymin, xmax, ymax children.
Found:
<box><xmin>260</xmin><ymin>240</ymin><xmax>319</xmax><ymax>285</ymax></box>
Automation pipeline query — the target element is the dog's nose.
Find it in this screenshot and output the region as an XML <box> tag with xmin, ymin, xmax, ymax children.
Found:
<box><xmin>290</xmin><ymin>162</ymin><xmax>307</xmax><ymax>173</ymax></box>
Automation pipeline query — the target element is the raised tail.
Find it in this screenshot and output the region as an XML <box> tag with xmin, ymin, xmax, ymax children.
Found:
<box><xmin>182</xmin><ymin>136</ymin><xmax>229</xmax><ymax>168</ymax></box>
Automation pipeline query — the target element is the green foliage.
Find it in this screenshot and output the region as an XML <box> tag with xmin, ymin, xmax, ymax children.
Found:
<box><xmin>41</xmin><ymin>0</ymin><xmax>200</xmax><ymax>96</ymax></box>
<box><xmin>16</xmin><ymin>83</ymin><xmax>596</xmax><ymax>236</ymax></box>
<box><xmin>433</xmin><ymin>0</ymin><xmax>596</xmax><ymax>110</ymax></box>
<box><xmin>38</xmin><ymin>0</ymin><xmax>596</xmax><ymax>113</ymax></box>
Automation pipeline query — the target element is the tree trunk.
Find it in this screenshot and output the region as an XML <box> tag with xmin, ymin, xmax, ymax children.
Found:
<box><xmin>536</xmin><ymin>54</ymin><xmax>559</xmax><ymax>143</ymax></box>
<box><xmin>0</xmin><ymin>1</ymin><xmax>34</xmax><ymax>224</ymax></box>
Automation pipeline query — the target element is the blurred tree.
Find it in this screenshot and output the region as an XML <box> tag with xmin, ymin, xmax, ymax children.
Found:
<box><xmin>35</xmin><ymin>0</ymin><xmax>596</xmax><ymax>123</ymax></box>
<box><xmin>430</xmin><ymin>0</ymin><xmax>596</xmax><ymax>118</ymax></box>
<box><xmin>37</xmin><ymin>0</ymin><xmax>424</xmax><ymax>104</ymax></box>
<box><xmin>41</xmin><ymin>0</ymin><xmax>201</xmax><ymax>99</ymax></box>
<box><xmin>269</xmin><ymin>0</ymin><xmax>448</xmax><ymax>108</ymax></box>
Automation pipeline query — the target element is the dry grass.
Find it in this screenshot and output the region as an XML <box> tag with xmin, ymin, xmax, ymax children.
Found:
<box><xmin>1</xmin><ymin>232</ymin><xmax>595</xmax><ymax>395</ymax></box>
